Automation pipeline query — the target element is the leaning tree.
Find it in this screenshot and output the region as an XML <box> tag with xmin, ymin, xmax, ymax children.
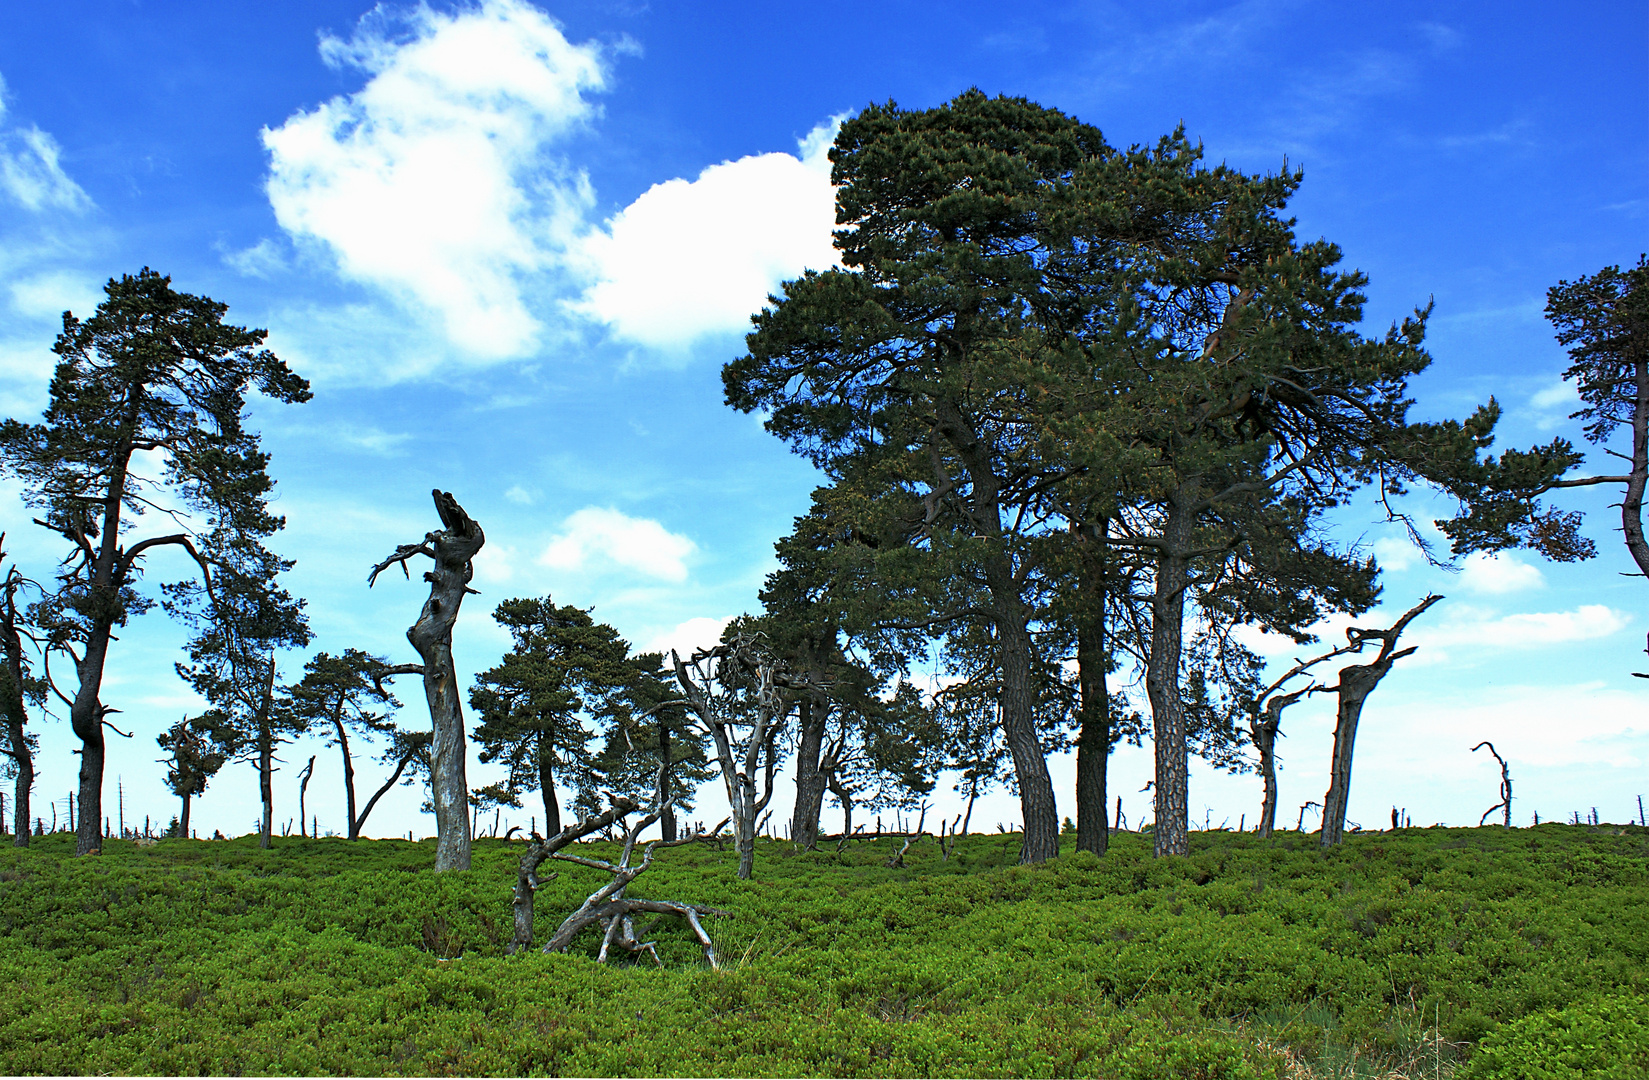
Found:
<box><xmin>0</xmin><ymin>269</ymin><xmax>309</xmax><ymax>854</ymax></box>
<box><xmin>1316</xmin><ymin>594</ymin><xmax>1442</xmax><ymax>847</ymax></box>
<box><xmin>369</xmin><ymin>490</ymin><xmax>485</xmax><ymax>871</ymax></box>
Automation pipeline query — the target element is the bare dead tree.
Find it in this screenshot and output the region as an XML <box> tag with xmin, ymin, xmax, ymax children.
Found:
<box><xmin>1472</xmin><ymin>741</ymin><xmax>1513</xmax><ymax>827</ymax></box>
<box><xmin>1317</xmin><ymin>595</ymin><xmax>1444</xmax><ymax>847</ymax></box>
<box><xmin>368</xmin><ymin>490</ymin><xmax>485</xmax><ymax>872</ymax></box>
<box><xmin>1248</xmin><ymin>639</ymin><xmax>1364</xmax><ymax>839</ymax></box>
<box><xmin>296</xmin><ymin>755</ymin><xmax>315</xmax><ymax>838</ymax></box>
<box><xmin>509</xmin><ymin>750</ymin><xmax>729</xmax><ymax>965</ymax></box>
<box><xmin>671</xmin><ymin>633</ymin><xmax>821</xmax><ymax>879</ymax></box>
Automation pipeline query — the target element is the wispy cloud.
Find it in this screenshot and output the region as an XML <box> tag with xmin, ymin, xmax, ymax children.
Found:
<box><xmin>0</xmin><ymin>76</ymin><xmax>91</xmax><ymax>213</ymax></box>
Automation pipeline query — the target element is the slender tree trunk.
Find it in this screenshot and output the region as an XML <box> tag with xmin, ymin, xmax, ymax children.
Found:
<box><xmin>827</xmin><ymin>771</ymin><xmax>853</xmax><ymax>836</ymax></box>
<box><xmin>332</xmin><ymin>719</ymin><xmax>359</xmax><ymax>839</ymax></box>
<box><xmin>1074</xmin><ymin>518</ymin><xmax>1111</xmax><ymax>856</ymax></box>
<box><xmin>2</xmin><ymin>583</ymin><xmax>32</xmax><ymax>848</ymax></box>
<box><xmin>735</xmin><ymin>769</ymin><xmax>758</xmax><ymax>879</ymax></box>
<box><xmin>1146</xmin><ymin>486</ymin><xmax>1196</xmax><ymax>858</ymax></box>
<box><xmin>791</xmin><ymin>699</ymin><xmax>827</xmax><ymax>850</ymax></box>
<box><xmin>658</xmin><ymin>718</ymin><xmax>677</xmax><ymax>842</ymax></box>
<box><xmin>1254</xmin><ymin>713</ymin><xmax>1280</xmax><ymax>839</ymax></box>
<box><xmin>1622</xmin><ymin>353</ymin><xmax>1649</xmax><ymax>577</ymax></box>
<box><xmin>258</xmin><ymin>726</ymin><xmax>274</xmax><ymax>850</ymax></box>
<box><xmin>537</xmin><ymin>732</ymin><xmax>561</xmax><ymax>838</ymax></box>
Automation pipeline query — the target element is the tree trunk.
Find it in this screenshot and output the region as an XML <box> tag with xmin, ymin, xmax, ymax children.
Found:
<box><xmin>407</xmin><ymin>495</ymin><xmax>483</xmax><ymax>873</ymax></box>
<box><xmin>71</xmin><ymin>632</ymin><xmax>112</xmax><ymax>855</ymax></box>
<box><xmin>258</xmin><ymin>723</ymin><xmax>274</xmax><ymax>849</ymax></box>
<box><xmin>735</xmin><ymin>769</ymin><xmax>758</xmax><ymax>879</ymax></box>
<box><xmin>828</xmin><ymin>771</ymin><xmax>853</xmax><ymax>836</ymax></box>
<box><xmin>1622</xmin><ymin>352</ymin><xmax>1649</xmax><ymax>578</ymax></box>
<box><xmin>333</xmin><ymin>719</ymin><xmax>358</xmax><ymax>839</ymax></box>
<box><xmin>179</xmin><ymin>792</ymin><xmax>192</xmax><ymax>839</ymax></box>
<box><xmin>791</xmin><ymin>699</ymin><xmax>827</xmax><ymax>850</ymax></box>
<box><xmin>1320</xmin><ymin>670</ymin><xmax>1379</xmax><ymax>846</ymax></box>
<box><xmin>1146</xmin><ymin>487</ymin><xmax>1196</xmax><ymax>857</ymax></box>
<box><xmin>658</xmin><ymin>717</ymin><xmax>677</xmax><ymax>842</ymax></box>
<box><xmin>1073</xmin><ymin>518</ymin><xmax>1111</xmax><ymax>857</ymax></box>
<box><xmin>1254</xmin><ymin>709</ymin><xmax>1281</xmax><ymax>839</ymax></box>
<box><xmin>537</xmin><ymin>734</ymin><xmax>561</xmax><ymax>838</ymax></box>
<box><xmin>1320</xmin><ymin>595</ymin><xmax>1440</xmax><ymax>847</ymax></box>
<box><xmin>987</xmin><ymin>571</ymin><xmax>1061</xmax><ymax>864</ymax></box>
<box><xmin>2</xmin><ymin>581</ymin><xmax>33</xmax><ymax>848</ymax></box>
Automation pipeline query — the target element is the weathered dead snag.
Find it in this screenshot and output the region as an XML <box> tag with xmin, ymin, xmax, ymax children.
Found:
<box><xmin>671</xmin><ymin>633</ymin><xmax>825</xmax><ymax>880</ymax></box>
<box><xmin>1472</xmin><ymin>741</ymin><xmax>1513</xmax><ymax>827</ymax></box>
<box><xmin>1317</xmin><ymin>595</ymin><xmax>1443</xmax><ymax>848</ymax></box>
<box><xmin>368</xmin><ymin>490</ymin><xmax>484</xmax><ymax>872</ymax></box>
<box><xmin>508</xmin><ymin>792</ymin><xmax>729</xmax><ymax>967</ymax></box>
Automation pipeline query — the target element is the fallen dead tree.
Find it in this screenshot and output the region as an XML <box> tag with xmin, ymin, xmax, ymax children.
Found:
<box><xmin>507</xmin><ymin>784</ymin><xmax>730</xmax><ymax>967</ymax></box>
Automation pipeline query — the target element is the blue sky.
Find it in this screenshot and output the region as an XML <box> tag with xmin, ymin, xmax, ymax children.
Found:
<box><xmin>0</xmin><ymin>0</ymin><xmax>1643</xmax><ymax>841</ymax></box>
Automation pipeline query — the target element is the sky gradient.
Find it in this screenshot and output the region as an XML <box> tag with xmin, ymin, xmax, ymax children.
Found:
<box><xmin>0</xmin><ymin>0</ymin><xmax>1644</xmax><ymax>841</ymax></box>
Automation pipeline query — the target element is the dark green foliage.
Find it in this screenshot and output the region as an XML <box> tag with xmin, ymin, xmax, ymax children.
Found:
<box><xmin>0</xmin><ymin>825</ymin><xmax>1642</xmax><ymax>1076</ymax></box>
<box><xmin>469</xmin><ymin>596</ymin><xmax>633</xmax><ymax>836</ymax></box>
<box><xmin>0</xmin><ymin>268</ymin><xmax>309</xmax><ymax>854</ymax></box>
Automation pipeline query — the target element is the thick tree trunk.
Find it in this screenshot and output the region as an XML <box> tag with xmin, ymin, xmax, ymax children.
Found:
<box><xmin>373</xmin><ymin>491</ymin><xmax>485</xmax><ymax>872</ymax></box>
<box><xmin>1074</xmin><ymin>518</ymin><xmax>1111</xmax><ymax>857</ymax></box>
<box><xmin>1146</xmin><ymin>488</ymin><xmax>1196</xmax><ymax>857</ymax></box>
<box><xmin>791</xmin><ymin>699</ymin><xmax>827</xmax><ymax>850</ymax></box>
<box><xmin>537</xmin><ymin>735</ymin><xmax>561</xmax><ymax>838</ymax></box>
<box><xmin>70</xmin><ymin>632</ymin><xmax>112</xmax><ymax>856</ymax></box>
<box><xmin>179</xmin><ymin>792</ymin><xmax>192</xmax><ymax>839</ymax></box>
<box><xmin>1319</xmin><ymin>595</ymin><xmax>1440</xmax><ymax>847</ymax></box>
<box><xmin>983</xmin><ymin>558</ymin><xmax>1060</xmax><ymax>863</ymax></box>
<box><xmin>1622</xmin><ymin>354</ymin><xmax>1649</xmax><ymax>578</ymax></box>
<box><xmin>1320</xmin><ymin>672</ymin><xmax>1377</xmax><ymax>846</ymax></box>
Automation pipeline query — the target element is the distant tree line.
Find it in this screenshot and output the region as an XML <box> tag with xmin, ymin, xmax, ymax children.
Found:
<box><xmin>0</xmin><ymin>93</ymin><xmax>1640</xmax><ymax>874</ymax></box>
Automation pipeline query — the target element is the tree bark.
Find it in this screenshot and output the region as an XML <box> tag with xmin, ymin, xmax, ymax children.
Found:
<box><xmin>790</xmin><ymin>699</ymin><xmax>827</xmax><ymax>850</ymax></box>
<box><xmin>1146</xmin><ymin>486</ymin><xmax>1196</xmax><ymax>857</ymax></box>
<box><xmin>1</xmin><ymin>572</ymin><xmax>32</xmax><ymax>848</ymax></box>
<box><xmin>537</xmin><ymin>732</ymin><xmax>561</xmax><ymax>838</ymax></box>
<box><xmin>1073</xmin><ymin>518</ymin><xmax>1111</xmax><ymax>857</ymax></box>
<box><xmin>370</xmin><ymin>491</ymin><xmax>485</xmax><ymax>873</ymax></box>
<box><xmin>179</xmin><ymin>791</ymin><xmax>191</xmax><ymax>839</ymax></box>
<box><xmin>1622</xmin><ymin>351</ymin><xmax>1649</xmax><ymax>578</ymax></box>
<box><xmin>1319</xmin><ymin>595</ymin><xmax>1441</xmax><ymax>847</ymax></box>
<box><xmin>332</xmin><ymin>717</ymin><xmax>358</xmax><ymax>839</ymax></box>
<box><xmin>658</xmin><ymin>717</ymin><xmax>677</xmax><ymax>843</ymax></box>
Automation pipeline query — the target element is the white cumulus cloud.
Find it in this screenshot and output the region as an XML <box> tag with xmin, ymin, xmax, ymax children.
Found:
<box><xmin>1458</xmin><ymin>550</ymin><xmax>1544</xmax><ymax>594</ymax></box>
<box><xmin>642</xmin><ymin>615</ymin><xmax>732</xmax><ymax>659</ymax></box>
<box><xmin>572</xmin><ymin>117</ymin><xmax>843</xmax><ymax>349</ymax></box>
<box><xmin>539</xmin><ymin>506</ymin><xmax>695</xmax><ymax>582</ymax></box>
<box><xmin>261</xmin><ymin>0</ymin><xmax>607</xmax><ymax>360</ymax></box>
<box><xmin>0</xmin><ymin>76</ymin><xmax>91</xmax><ymax>213</ymax></box>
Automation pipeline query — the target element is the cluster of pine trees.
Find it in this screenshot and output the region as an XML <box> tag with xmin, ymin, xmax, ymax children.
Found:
<box><xmin>0</xmin><ymin>92</ymin><xmax>1641</xmax><ymax>875</ymax></box>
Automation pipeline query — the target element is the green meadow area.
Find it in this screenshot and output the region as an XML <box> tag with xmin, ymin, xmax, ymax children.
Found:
<box><xmin>0</xmin><ymin>824</ymin><xmax>1644</xmax><ymax>1078</ymax></box>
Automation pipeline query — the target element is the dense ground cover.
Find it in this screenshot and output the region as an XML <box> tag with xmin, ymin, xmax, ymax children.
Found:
<box><xmin>0</xmin><ymin>824</ymin><xmax>1643</xmax><ymax>1078</ymax></box>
